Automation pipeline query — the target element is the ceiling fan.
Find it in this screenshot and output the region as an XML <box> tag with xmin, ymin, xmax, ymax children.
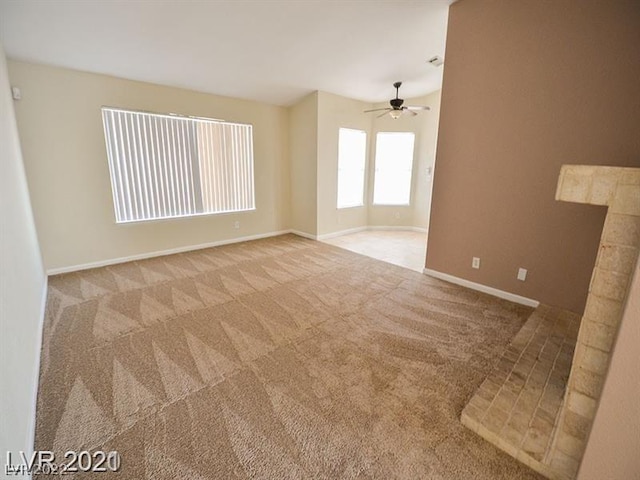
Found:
<box><xmin>364</xmin><ymin>81</ymin><xmax>430</xmax><ymax>119</ymax></box>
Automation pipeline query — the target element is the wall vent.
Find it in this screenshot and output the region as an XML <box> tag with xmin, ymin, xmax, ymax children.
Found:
<box><xmin>427</xmin><ymin>55</ymin><xmax>444</xmax><ymax>67</ymax></box>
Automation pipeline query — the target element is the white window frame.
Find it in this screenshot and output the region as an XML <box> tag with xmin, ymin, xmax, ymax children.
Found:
<box><xmin>372</xmin><ymin>131</ymin><xmax>416</xmax><ymax>206</ymax></box>
<box><xmin>101</xmin><ymin>107</ymin><xmax>255</xmax><ymax>224</ymax></box>
<box><xmin>336</xmin><ymin>127</ymin><xmax>367</xmax><ymax>209</ymax></box>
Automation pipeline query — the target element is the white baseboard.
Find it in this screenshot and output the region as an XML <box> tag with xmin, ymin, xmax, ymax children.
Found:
<box><xmin>368</xmin><ymin>225</ymin><xmax>428</xmax><ymax>233</ymax></box>
<box><xmin>289</xmin><ymin>230</ymin><xmax>318</xmax><ymax>240</ymax></box>
<box><xmin>423</xmin><ymin>268</ymin><xmax>540</xmax><ymax>308</ymax></box>
<box><xmin>317</xmin><ymin>225</ymin><xmax>427</xmax><ymax>241</ymax></box>
<box><xmin>317</xmin><ymin>226</ymin><xmax>367</xmax><ymax>241</ymax></box>
<box><xmin>27</xmin><ymin>276</ymin><xmax>48</xmax><ymax>456</ymax></box>
<box><xmin>46</xmin><ymin>226</ymin><xmax>428</xmax><ymax>275</ymax></box>
<box><xmin>46</xmin><ymin>230</ymin><xmax>291</xmax><ymax>275</ymax></box>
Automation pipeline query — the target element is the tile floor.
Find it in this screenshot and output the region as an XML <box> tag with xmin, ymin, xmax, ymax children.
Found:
<box><xmin>321</xmin><ymin>229</ymin><xmax>427</xmax><ymax>272</ymax></box>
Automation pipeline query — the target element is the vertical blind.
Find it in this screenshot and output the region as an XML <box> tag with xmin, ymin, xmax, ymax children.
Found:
<box><xmin>101</xmin><ymin>107</ymin><xmax>255</xmax><ymax>223</ymax></box>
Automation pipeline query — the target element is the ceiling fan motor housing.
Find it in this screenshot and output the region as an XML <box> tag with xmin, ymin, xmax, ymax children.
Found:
<box><xmin>362</xmin><ymin>81</ymin><xmax>428</xmax><ymax>117</ymax></box>
<box><xmin>390</xmin><ymin>98</ymin><xmax>404</xmax><ymax>109</ymax></box>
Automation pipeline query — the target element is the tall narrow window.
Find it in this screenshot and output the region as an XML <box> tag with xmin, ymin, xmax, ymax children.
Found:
<box><xmin>372</xmin><ymin>132</ymin><xmax>415</xmax><ymax>205</ymax></box>
<box><xmin>101</xmin><ymin>107</ymin><xmax>255</xmax><ymax>223</ymax></box>
<box><xmin>336</xmin><ymin>128</ymin><xmax>367</xmax><ymax>208</ymax></box>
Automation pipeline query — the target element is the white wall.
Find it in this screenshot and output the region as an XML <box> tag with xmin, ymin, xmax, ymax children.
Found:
<box><xmin>8</xmin><ymin>59</ymin><xmax>441</xmax><ymax>269</ymax></box>
<box><xmin>368</xmin><ymin>90</ymin><xmax>441</xmax><ymax>230</ymax></box>
<box><xmin>295</xmin><ymin>89</ymin><xmax>442</xmax><ymax>238</ymax></box>
<box><xmin>289</xmin><ymin>92</ymin><xmax>318</xmax><ymax>236</ymax></box>
<box><xmin>578</xmin><ymin>256</ymin><xmax>640</xmax><ymax>479</ymax></box>
<box><xmin>0</xmin><ymin>44</ymin><xmax>47</xmax><ymax>467</ymax></box>
<box><xmin>8</xmin><ymin>60</ymin><xmax>291</xmax><ymax>272</ymax></box>
<box><xmin>316</xmin><ymin>91</ymin><xmax>372</xmax><ymax>237</ymax></box>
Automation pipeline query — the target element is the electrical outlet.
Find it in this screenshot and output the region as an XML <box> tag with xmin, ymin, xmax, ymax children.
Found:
<box><xmin>472</xmin><ymin>257</ymin><xmax>480</xmax><ymax>269</ymax></box>
<box><xmin>517</xmin><ymin>268</ymin><xmax>527</xmax><ymax>281</ymax></box>
<box><xmin>233</xmin><ymin>221</ymin><xmax>240</xmax><ymax>229</ymax></box>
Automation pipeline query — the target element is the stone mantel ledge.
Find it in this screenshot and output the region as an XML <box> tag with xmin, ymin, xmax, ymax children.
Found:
<box><xmin>553</xmin><ymin>164</ymin><xmax>639</xmax><ymax>479</ymax></box>
<box><xmin>461</xmin><ymin>164</ymin><xmax>639</xmax><ymax>480</ymax></box>
<box><xmin>556</xmin><ymin>165</ymin><xmax>640</xmax><ymax>213</ymax></box>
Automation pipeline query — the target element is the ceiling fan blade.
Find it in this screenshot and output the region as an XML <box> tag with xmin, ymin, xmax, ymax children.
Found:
<box><xmin>376</xmin><ymin>110</ymin><xmax>391</xmax><ymax>118</ymax></box>
<box><xmin>364</xmin><ymin>108</ymin><xmax>392</xmax><ymax>113</ymax></box>
<box><xmin>405</xmin><ymin>109</ymin><xmax>418</xmax><ymax>116</ymax></box>
<box><xmin>405</xmin><ymin>105</ymin><xmax>431</xmax><ymax>111</ymax></box>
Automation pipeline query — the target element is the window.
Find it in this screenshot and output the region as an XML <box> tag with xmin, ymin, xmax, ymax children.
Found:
<box><xmin>336</xmin><ymin>128</ymin><xmax>367</xmax><ymax>208</ymax></box>
<box><xmin>101</xmin><ymin>107</ymin><xmax>255</xmax><ymax>223</ymax></box>
<box><xmin>372</xmin><ymin>132</ymin><xmax>415</xmax><ymax>205</ymax></box>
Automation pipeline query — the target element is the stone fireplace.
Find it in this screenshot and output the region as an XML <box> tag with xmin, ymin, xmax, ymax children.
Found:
<box><xmin>461</xmin><ymin>165</ymin><xmax>640</xmax><ymax>479</ymax></box>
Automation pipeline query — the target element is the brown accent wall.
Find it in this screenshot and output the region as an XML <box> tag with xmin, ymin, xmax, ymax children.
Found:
<box><xmin>426</xmin><ymin>0</ymin><xmax>640</xmax><ymax>313</ymax></box>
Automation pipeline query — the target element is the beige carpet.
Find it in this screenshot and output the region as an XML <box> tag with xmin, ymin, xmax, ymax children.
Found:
<box><xmin>37</xmin><ymin>234</ymin><xmax>542</xmax><ymax>479</ymax></box>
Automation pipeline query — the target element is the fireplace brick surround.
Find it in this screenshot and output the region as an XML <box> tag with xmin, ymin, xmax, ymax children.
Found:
<box><xmin>462</xmin><ymin>165</ymin><xmax>640</xmax><ymax>479</ymax></box>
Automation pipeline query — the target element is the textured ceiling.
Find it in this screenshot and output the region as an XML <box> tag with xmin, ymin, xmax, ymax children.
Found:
<box><xmin>0</xmin><ymin>0</ymin><xmax>452</xmax><ymax>106</ymax></box>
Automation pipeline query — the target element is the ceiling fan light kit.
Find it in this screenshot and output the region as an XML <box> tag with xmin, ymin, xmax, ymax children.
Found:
<box><xmin>364</xmin><ymin>81</ymin><xmax>430</xmax><ymax>120</ymax></box>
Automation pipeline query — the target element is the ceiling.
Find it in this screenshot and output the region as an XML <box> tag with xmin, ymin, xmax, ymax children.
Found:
<box><xmin>0</xmin><ymin>0</ymin><xmax>452</xmax><ymax>106</ymax></box>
